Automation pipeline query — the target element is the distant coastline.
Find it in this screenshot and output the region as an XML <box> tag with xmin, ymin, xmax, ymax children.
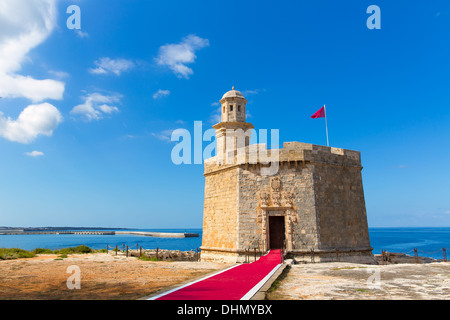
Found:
<box><xmin>0</xmin><ymin>226</ymin><xmax>200</xmax><ymax>239</ymax></box>
<box><xmin>0</xmin><ymin>227</ymin><xmax>448</xmax><ymax>260</ymax></box>
<box><xmin>0</xmin><ymin>226</ymin><xmax>131</xmax><ymax>232</ymax></box>
<box><xmin>2</xmin><ymin>226</ymin><xmax>449</xmax><ymax>231</ymax></box>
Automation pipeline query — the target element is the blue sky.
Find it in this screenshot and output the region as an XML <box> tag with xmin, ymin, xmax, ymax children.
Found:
<box><xmin>0</xmin><ymin>0</ymin><xmax>449</xmax><ymax>228</ymax></box>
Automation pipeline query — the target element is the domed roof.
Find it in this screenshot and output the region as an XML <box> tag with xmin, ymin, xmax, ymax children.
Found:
<box><xmin>221</xmin><ymin>86</ymin><xmax>245</xmax><ymax>99</ymax></box>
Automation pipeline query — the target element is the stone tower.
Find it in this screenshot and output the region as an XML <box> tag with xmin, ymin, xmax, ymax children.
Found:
<box><xmin>200</xmin><ymin>88</ymin><xmax>375</xmax><ymax>264</ymax></box>
<box><xmin>213</xmin><ymin>87</ymin><xmax>254</xmax><ymax>163</ymax></box>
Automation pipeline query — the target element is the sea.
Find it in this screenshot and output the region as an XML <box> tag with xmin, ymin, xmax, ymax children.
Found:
<box><xmin>0</xmin><ymin>227</ymin><xmax>449</xmax><ymax>260</ymax></box>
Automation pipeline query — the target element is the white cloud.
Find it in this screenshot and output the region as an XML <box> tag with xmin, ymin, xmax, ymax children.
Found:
<box><xmin>70</xmin><ymin>92</ymin><xmax>121</xmax><ymax>121</ymax></box>
<box><xmin>242</xmin><ymin>88</ymin><xmax>266</xmax><ymax>96</ymax></box>
<box><xmin>151</xmin><ymin>129</ymin><xmax>175</xmax><ymax>142</ymax></box>
<box><xmin>153</xmin><ymin>89</ymin><xmax>170</xmax><ymax>99</ymax></box>
<box><xmin>0</xmin><ymin>103</ymin><xmax>62</xmax><ymax>144</ymax></box>
<box><xmin>0</xmin><ymin>74</ymin><xmax>64</xmax><ymax>101</ymax></box>
<box><xmin>0</xmin><ymin>0</ymin><xmax>65</xmax><ymax>102</ymax></box>
<box><xmin>48</xmin><ymin>70</ymin><xmax>70</xmax><ymax>79</ymax></box>
<box><xmin>25</xmin><ymin>151</ymin><xmax>44</xmax><ymax>157</ymax></box>
<box><xmin>210</xmin><ymin>102</ymin><xmax>220</xmax><ymax>107</ymax></box>
<box><xmin>89</xmin><ymin>57</ymin><xmax>134</xmax><ymax>76</ymax></box>
<box><xmin>76</xmin><ymin>30</ymin><xmax>89</xmax><ymax>38</ymax></box>
<box><xmin>98</xmin><ymin>104</ymin><xmax>119</xmax><ymax>114</ymax></box>
<box><xmin>209</xmin><ymin>108</ymin><xmax>221</xmax><ymax>124</ymax></box>
<box><xmin>156</xmin><ymin>34</ymin><xmax>209</xmax><ymax>79</ymax></box>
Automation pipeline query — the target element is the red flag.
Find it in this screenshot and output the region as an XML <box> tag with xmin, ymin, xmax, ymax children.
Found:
<box><xmin>311</xmin><ymin>106</ymin><xmax>325</xmax><ymax>119</ymax></box>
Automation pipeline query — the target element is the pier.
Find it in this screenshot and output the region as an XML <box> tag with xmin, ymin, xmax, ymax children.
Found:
<box><xmin>0</xmin><ymin>231</ymin><xmax>115</xmax><ymax>235</ymax></box>
<box><xmin>0</xmin><ymin>230</ymin><xmax>199</xmax><ymax>238</ymax></box>
<box><xmin>115</xmin><ymin>231</ymin><xmax>198</xmax><ymax>238</ymax></box>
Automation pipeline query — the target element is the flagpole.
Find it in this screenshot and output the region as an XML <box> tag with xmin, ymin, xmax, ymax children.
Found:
<box><xmin>324</xmin><ymin>104</ymin><xmax>329</xmax><ymax>147</ymax></box>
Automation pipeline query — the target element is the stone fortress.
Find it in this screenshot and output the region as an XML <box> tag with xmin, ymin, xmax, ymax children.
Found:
<box><xmin>200</xmin><ymin>88</ymin><xmax>375</xmax><ymax>264</ymax></box>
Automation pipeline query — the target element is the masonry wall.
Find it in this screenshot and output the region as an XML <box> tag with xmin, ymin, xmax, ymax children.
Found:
<box><xmin>237</xmin><ymin>163</ymin><xmax>320</xmax><ymax>251</ymax></box>
<box><xmin>313</xmin><ymin>163</ymin><xmax>371</xmax><ymax>250</ymax></box>
<box><xmin>236</xmin><ymin>167</ymin><xmax>262</xmax><ymax>249</ymax></box>
<box><xmin>288</xmin><ymin>164</ymin><xmax>320</xmax><ymax>251</ymax></box>
<box><xmin>201</xmin><ymin>141</ymin><xmax>374</xmax><ymax>263</ymax></box>
<box><xmin>201</xmin><ymin>167</ymin><xmax>239</xmax><ymax>252</ymax></box>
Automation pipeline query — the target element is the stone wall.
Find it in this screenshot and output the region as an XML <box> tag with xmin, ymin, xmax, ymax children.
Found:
<box><xmin>201</xmin><ymin>141</ymin><xmax>375</xmax><ymax>264</ymax></box>
<box><xmin>313</xmin><ymin>163</ymin><xmax>371</xmax><ymax>250</ymax></box>
<box><xmin>201</xmin><ymin>165</ymin><xmax>239</xmax><ymax>254</ymax></box>
<box><xmin>237</xmin><ymin>164</ymin><xmax>320</xmax><ymax>252</ymax></box>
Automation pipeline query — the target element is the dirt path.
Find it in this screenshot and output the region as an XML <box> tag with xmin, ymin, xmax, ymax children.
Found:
<box><xmin>267</xmin><ymin>262</ymin><xmax>450</xmax><ymax>300</ymax></box>
<box><xmin>0</xmin><ymin>253</ymin><xmax>230</xmax><ymax>300</ymax></box>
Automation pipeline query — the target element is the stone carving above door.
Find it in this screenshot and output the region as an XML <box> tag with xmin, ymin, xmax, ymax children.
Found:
<box><xmin>258</xmin><ymin>177</ymin><xmax>295</xmax><ymax>208</ymax></box>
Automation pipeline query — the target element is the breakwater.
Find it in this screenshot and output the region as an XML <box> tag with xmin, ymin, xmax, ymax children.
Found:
<box><xmin>115</xmin><ymin>231</ymin><xmax>198</xmax><ymax>238</ymax></box>
<box><xmin>0</xmin><ymin>231</ymin><xmax>199</xmax><ymax>238</ymax></box>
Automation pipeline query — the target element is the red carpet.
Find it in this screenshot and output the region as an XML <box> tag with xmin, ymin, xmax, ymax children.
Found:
<box><xmin>154</xmin><ymin>250</ymin><xmax>282</xmax><ymax>300</ymax></box>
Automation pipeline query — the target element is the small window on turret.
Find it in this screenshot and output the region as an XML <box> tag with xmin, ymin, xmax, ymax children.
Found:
<box><xmin>238</xmin><ymin>105</ymin><xmax>241</xmax><ymax>112</ymax></box>
<box><xmin>223</xmin><ymin>106</ymin><xmax>225</xmax><ymax>113</ymax></box>
<box><xmin>230</xmin><ymin>105</ymin><xmax>233</xmax><ymax>112</ymax></box>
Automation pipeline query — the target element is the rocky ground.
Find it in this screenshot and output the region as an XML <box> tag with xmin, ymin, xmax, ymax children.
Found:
<box><xmin>2</xmin><ymin>251</ymin><xmax>448</xmax><ymax>300</ymax></box>
<box><xmin>0</xmin><ymin>253</ymin><xmax>230</xmax><ymax>300</ymax></box>
<box><xmin>136</xmin><ymin>248</ymin><xmax>200</xmax><ymax>261</ymax></box>
<box><xmin>267</xmin><ymin>261</ymin><xmax>450</xmax><ymax>300</ymax></box>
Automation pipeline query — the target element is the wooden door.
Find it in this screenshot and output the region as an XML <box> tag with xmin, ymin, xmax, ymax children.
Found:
<box><xmin>269</xmin><ymin>216</ymin><xmax>285</xmax><ymax>249</ymax></box>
